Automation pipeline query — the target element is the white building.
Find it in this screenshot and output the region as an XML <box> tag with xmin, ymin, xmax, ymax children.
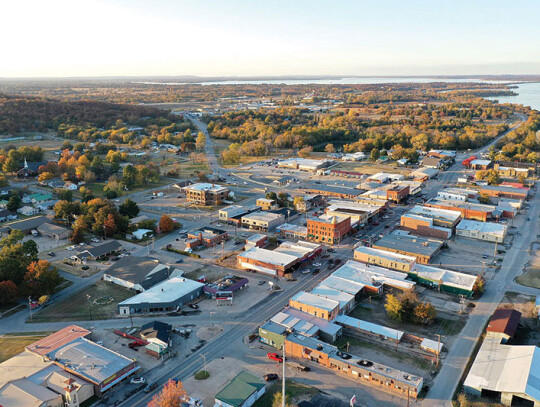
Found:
<box><xmin>456</xmin><ymin>219</ymin><xmax>507</xmax><ymax>243</ymax></box>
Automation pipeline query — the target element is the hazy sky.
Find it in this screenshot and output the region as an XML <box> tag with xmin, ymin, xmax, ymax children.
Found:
<box><xmin>2</xmin><ymin>0</ymin><xmax>539</xmax><ymax>78</ymax></box>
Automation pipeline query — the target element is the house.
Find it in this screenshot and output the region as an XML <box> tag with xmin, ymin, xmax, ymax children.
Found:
<box><xmin>307</xmin><ymin>214</ymin><xmax>351</xmax><ymax>244</ymax></box>
<box><xmin>103</xmin><ymin>257</ymin><xmax>177</xmax><ymax>292</ymax></box>
<box><xmin>214</xmin><ymin>371</ymin><xmax>266</xmax><ymax>407</ymax></box>
<box><xmin>182</xmin><ymin>183</ymin><xmax>230</xmax><ymax>205</ymax></box>
<box><xmin>421</xmin><ymin>157</ymin><xmax>443</xmax><ymax>169</ymax></box>
<box><xmin>17</xmin><ymin>205</ymin><xmax>40</xmax><ymax>216</ymax></box>
<box><xmin>470</xmin><ymin>159</ymin><xmax>491</xmax><ymax>170</ymax></box>
<box><xmin>0</xmin><ymin>209</ymin><xmax>17</xmax><ymax>223</ymax></box>
<box><xmin>75</xmin><ymin>240</ymin><xmax>123</xmax><ymax>262</ymax></box>
<box><xmin>255</xmin><ymin>198</ymin><xmax>279</xmax><ymax>211</ymax></box>
<box><xmin>63</xmin><ymin>182</ymin><xmax>78</xmax><ymax>191</ymax></box>
<box><xmin>30</xmin><ymin>193</ymin><xmax>54</xmax><ymax>205</ymax></box>
<box><xmin>117</xmin><ymin>277</ymin><xmax>204</xmax><ymax>316</ymax></box>
<box><xmin>132</xmin><ymin>229</ymin><xmax>153</xmax><ymax>240</ymax></box>
<box><xmin>486</xmin><ymin>308</ymin><xmax>522</xmax><ymax>343</ymax></box>
<box><xmin>410</xmin><ymin>167</ymin><xmax>439</xmax><ymax>181</ymax></box>
<box><xmin>373</xmin><ymin>233</ymin><xmax>444</xmax><ymax>264</ymax></box>
<box><xmin>456</xmin><ymin>219</ymin><xmax>507</xmax><ymax>243</ymax></box>
<box><xmin>186</xmin><ymin>227</ymin><xmax>228</xmax><ymax>249</ymax></box>
<box><xmin>37</xmin><ymin>222</ymin><xmax>71</xmax><ymax>240</ymax></box>
<box><xmin>6</xmin><ymin>215</ymin><xmax>52</xmax><ymax>233</ymax></box>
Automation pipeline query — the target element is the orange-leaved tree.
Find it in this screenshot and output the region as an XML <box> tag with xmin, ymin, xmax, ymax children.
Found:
<box><xmin>148</xmin><ymin>379</ymin><xmax>187</xmax><ymax>407</ymax></box>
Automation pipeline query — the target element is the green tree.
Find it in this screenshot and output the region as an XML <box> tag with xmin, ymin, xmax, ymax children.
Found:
<box><xmin>266</xmin><ymin>191</ymin><xmax>278</xmax><ymax>201</ymax></box>
<box><xmin>6</xmin><ymin>194</ymin><xmax>22</xmax><ymax>212</ymax></box>
<box><xmin>414</xmin><ymin>301</ymin><xmax>437</xmax><ymax>324</ymax></box>
<box><xmin>370</xmin><ymin>148</ymin><xmax>380</xmax><ymax>161</ymax></box>
<box><xmin>122</xmin><ymin>165</ymin><xmax>137</xmax><ymax>190</ymax></box>
<box><xmin>54</xmin><ymin>188</ymin><xmax>73</xmax><ymax>202</ymax></box>
<box><xmin>487</xmin><ymin>170</ymin><xmax>500</xmax><ymax>185</ymax></box>
<box><xmin>70</xmin><ymin>227</ymin><xmax>85</xmax><ymax>244</ymax></box>
<box><xmin>137</xmin><ymin>219</ymin><xmax>157</xmax><ymax>230</ymax></box>
<box><xmin>119</xmin><ymin>199</ymin><xmax>140</xmax><ymax>219</ymax></box>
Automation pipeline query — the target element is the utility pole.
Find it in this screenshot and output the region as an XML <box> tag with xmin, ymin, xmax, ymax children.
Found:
<box><xmin>282</xmin><ymin>343</ymin><xmax>286</xmax><ymax>407</ymax></box>
<box><xmin>28</xmin><ymin>296</ymin><xmax>32</xmax><ymax>322</ymax></box>
<box><xmin>435</xmin><ymin>334</ymin><xmax>442</xmax><ymax>367</ymax></box>
<box><xmin>494</xmin><ymin>241</ymin><xmax>498</xmax><ymax>258</ymax></box>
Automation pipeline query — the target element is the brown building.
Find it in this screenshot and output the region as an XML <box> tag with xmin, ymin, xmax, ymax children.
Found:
<box><xmin>373</xmin><ymin>234</ymin><xmax>443</xmax><ymax>264</ymax></box>
<box><xmin>182</xmin><ymin>183</ymin><xmax>230</xmax><ymax>205</ymax></box>
<box><xmin>186</xmin><ymin>227</ymin><xmax>228</xmax><ymax>249</ymax></box>
<box><xmin>386</xmin><ymin>185</ymin><xmax>410</xmax><ymax>203</ymax></box>
<box><xmin>285</xmin><ymin>334</ymin><xmax>423</xmax><ymax>400</ymax></box>
<box><xmin>307</xmin><ymin>215</ymin><xmax>351</xmax><ymax>245</ymax></box>
<box><xmin>480</xmin><ymin>185</ymin><xmax>529</xmax><ymax>200</ymax></box>
<box><xmin>256</xmin><ymin>198</ymin><xmax>279</xmax><ymax>211</ymax></box>
<box><xmin>486</xmin><ymin>308</ymin><xmax>522</xmax><ymax>344</ymax></box>
<box><xmin>424</xmin><ymin>198</ymin><xmax>494</xmax><ymax>222</ymax></box>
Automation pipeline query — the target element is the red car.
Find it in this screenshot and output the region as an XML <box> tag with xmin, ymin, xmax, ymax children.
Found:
<box><xmin>267</xmin><ymin>352</ymin><xmax>283</xmax><ymax>363</ymax></box>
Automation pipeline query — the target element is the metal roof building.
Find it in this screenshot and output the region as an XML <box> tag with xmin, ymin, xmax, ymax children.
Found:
<box><xmin>456</xmin><ymin>219</ymin><xmax>507</xmax><ymax>243</ymax></box>
<box><xmin>373</xmin><ymin>233</ymin><xmax>444</xmax><ymax>264</ymax></box>
<box><xmin>214</xmin><ymin>371</ymin><xmax>266</xmax><ymax>407</ymax></box>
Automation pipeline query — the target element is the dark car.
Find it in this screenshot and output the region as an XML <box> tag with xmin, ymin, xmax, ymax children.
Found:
<box><xmin>334</xmin><ymin>259</ymin><xmax>342</xmax><ymax>265</ymax></box>
<box><xmin>312</xmin><ymin>269</ymin><xmax>320</xmax><ymax>275</ymax></box>
<box><xmin>327</xmin><ymin>248</ymin><xmax>336</xmax><ymax>253</ymax></box>
<box><xmin>144</xmin><ymin>382</ymin><xmax>158</xmax><ymax>393</ymax></box>
<box><xmin>264</xmin><ymin>373</ymin><xmax>279</xmax><ymax>381</ymax></box>
<box><xmin>110</xmin><ymin>257</ymin><xmax>120</xmax><ymax>261</ymax></box>
<box><xmin>188</xmin><ymin>304</ymin><xmax>199</xmax><ymax>309</ymax></box>
<box><xmin>48</xmin><ymin>252</ymin><xmax>56</xmax><ymax>257</ymax></box>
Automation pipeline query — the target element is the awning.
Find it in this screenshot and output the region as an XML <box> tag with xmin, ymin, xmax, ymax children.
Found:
<box><xmin>101</xmin><ymin>365</ymin><xmax>140</xmax><ymax>392</ymax></box>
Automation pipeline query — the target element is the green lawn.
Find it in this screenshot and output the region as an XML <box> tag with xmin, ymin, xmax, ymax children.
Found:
<box><xmin>0</xmin><ymin>335</ymin><xmax>48</xmax><ymax>362</ymax></box>
<box><xmin>29</xmin><ymin>280</ymin><xmax>133</xmax><ymax>323</ymax></box>
<box><xmin>253</xmin><ymin>379</ymin><xmax>319</xmax><ymax>407</ymax></box>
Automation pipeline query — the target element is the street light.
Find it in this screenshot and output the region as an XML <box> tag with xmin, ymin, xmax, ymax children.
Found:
<box><xmin>199</xmin><ymin>353</ymin><xmax>207</xmax><ymax>376</ymax></box>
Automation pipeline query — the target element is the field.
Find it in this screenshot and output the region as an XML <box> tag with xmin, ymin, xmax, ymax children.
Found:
<box><xmin>253</xmin><ymin>379</ymin><xmax>320</xmax><ymax>407</ymax></box>
<box><xmin>515</xmin><ymin>243</ymin><xmax>540</xmax><ymax>288</ymax></box>
<box><xmin>29</xmin><ymin>280</ymin><xmax>133</xmax><ymax>322</ymax></box>
<box><xmin>0</xmin><ymin>334</ymin><xmax>48</xmax><ymax>362</ymax></box>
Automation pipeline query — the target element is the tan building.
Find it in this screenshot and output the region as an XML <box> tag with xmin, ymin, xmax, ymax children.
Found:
<box><xmin>241</xmin><ymin>212</ymin><xmax>285</xmax><ymax>231</ymax></box>
<box><xmin>256</xmin><ymin>198</ymin><xmax>279</xmax><ymax>211</ymax></box>
<box><xmin>182</xmin><ymin>183</ymin><xmax>230</xmax><ymax>205</ymax></box>
<box><xmin>354</xmin><ymin>246</ymin><xmax>416</xmax><ymax>272</ymax></box>
<box><xmin>289</xmin><ymin>291</ymin><xmax>340</xmax><ymax>321</ymax></box>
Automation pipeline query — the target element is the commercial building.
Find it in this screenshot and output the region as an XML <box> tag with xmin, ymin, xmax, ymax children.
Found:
<box><xmin>332</xmin><ymin>260</ymin><xmax>415</xmax><ymax>293</ymax></box>
<box><xmin>425</xmin><ymin>198</ymin><xmax>495</xmax><ymax>222</ymax></box>
<box><xmin>277</xmin><ymin>157</ymin><xmax>332</xmax><ymax>171</ymax></box>
<box><xmin>427</xmin><ymin>149</ymin><xmax>456</xmax><ymax>160</ymax></box>
<box><xmin>186</xmin><ymin>226</ymin><xmax>228</xmax><ymax>249</ymax></box>
<box><xmin>6</xmin><ymin>215</ymin><xmax>52</xmax><ymax>234</ymax></box>
<box><xmin>325</xmin><ymin>200</ymin><xmax>385</xmax><ymax>224</ymax></box>
<box><xmin>400</xmin><ymin>206</ymin><xmax>461</xmax><ymax>239</ymax></box>
<box><xmin>437</xmin><ymin>188</ymin><xmax>478</xmax><ymax>201</ymax></box>
<box><xmin>36</xmin><ymin>222</ymin><xmax>71</xmax><ymax>240</ymax></box>
<box><xmin>103</xmin><ymin>257</ymin><xmax>179</xmax><ymax>292</ymax></box>
<box><xmin>421</xmin><ymin>157</ymin><xmax>443</xmax><ymax>169</ymax></box>
<box><xmin>214</xmin><ymin>371</ymin><xmax>266</xmax><ymax>407</ymax></box>
<box><xmin>203</xmin><ymin>275</ymin><xmax>249</xmax><ymax>298</ymax></box>
<box><xmin>241</xmin><ymin>211</ymin><xmax>285</xmax><ymax>231</ymax></box>
<box><xmin>456</xmin><ymin>219</ymin><xmax>507</xmax><ymax>243</ymax></box>
<box><xmin>218</xmin><ymin>205</ymin><xmax>260</xmax><ymax>225</ymax></box>
<box><xmin>293</xmin><ymin>194</ymin><xmax>325</xmax><ymax>212</ymax></box>
<box><xmin>274</xmin><ymin>240</ymin><xmax>322</xmax><ymax>262</ymax></box>
<box><xmin>182</xmin><ymin>183</ymin><xmax>230</xmax><ymax>205</ymax></box>
<box><xmin>276</xmin><ymin>223</ymin><xmax>307</xmax><ymax>239</ymax></box>
<box><xmin>307</xmin><ymin>214</ymin><xmax>351</xmax><ymax>244</ymax></box>
<box><xmin>237</xmin><ymin>247</ymin><xmax>298</xmax><ymax>277</ymax></box>
<box><xmin>285</xmin><ymin>333</ymin><xmax>423</xmax><ymax>400</ymax></box>
<box><xmin>244</xmin><ymin>234</ymin><xmax>268</xmax><ymax>249</ymax></box>
<box><xmin>480</xmin><ymin>185</ymin><xmax>529</xmax><ymax>200</ymax></box>
<box><xmin>335</xmin><ymin>314</ymin><xmax>404</xmax><ymax>344</ymax></box>
<box><xmin>310</xmin><ymin>283</ymin><xmax>356</xmax><ymax>314</ymax></box>
<box><xmin>354</xmin><ymin>246</ymin><xmax>417</xmax><ymax>272</ymax></box>
<box><xmin>289</xmin><ymin>291</ymin><xmax>340</xmax><ymax>321</ymax></box>
<box><xmin>373</xmin><ymin>233</ymin><xmax>444</xmax><ymax>264</ymax></box>
<box><xmin>408</xmin><ymin>264</ymin><xmax>477</xmax><ymax>298</ymax></box>
<box><xmin>470</xmin><ymin>159</ymin><xmax>492</xmax><ymax>170</ymax></box>
<box><xmin>486</xmin><ymin>308</ymin><xmax>522</xmax><ymax>343</ymax></box>
<box><xmin>410</xmin><ymin>167</ymin><xmax>439</xmax><ymax>181</ymax></box>
<box><xmin>494</xmin><ymin>162</ymin><xmax>535</xmax><ymax>179</ymax></box>
<box><xmin>255</xmin><ymin>198</ymin><xmax>279</xmax><ymax>211</ymax></box>
<box><xmin>75</xmin><ymin>240</ymin><xmax>123</xmax><ymax>262</ymax></box>
<box><xmin>464</xmin><ymin>337</ymin><xmax>540</xmax><ymax>406</ymax></box>
<box><xmin>303</xmin><ymin>185</ymin><xmax>365</xmax><ymax>199</ymax></box>
<box><xmin>0</xmin><ymin>378</ymin><xmax>64</xmax><ymax>407</ymax></box>
<box><xmin>117</xmin><ymin>277</ymin><xmax>204</xmax><ymax>316</ymax></box>
<box><xmin>386</xmin><ymin>184</ymin><xmax>410</xmax><ymax>203</ymax></box>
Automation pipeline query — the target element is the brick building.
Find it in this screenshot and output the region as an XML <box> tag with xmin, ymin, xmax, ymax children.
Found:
<box><xmin>307</xmin><ymin>215</ymin><xmax>351</xmax><ymax>245</ymax></box>
<box><xmin>186</xmin><ymin>227</ymin><xmax>228</xmax><ymax>249</ymax></box>
<box><xmin>386</xmin><ymin>184</ymin><xmax>410</xmax><ymax>203</ymax></box>
<box><xmin>182</xmin><ymin>183</ymin><xmax>230</xmax><ymax>205</ymax></box>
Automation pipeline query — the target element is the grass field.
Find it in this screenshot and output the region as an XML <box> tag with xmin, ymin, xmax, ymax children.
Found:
<box><xmin>30</xmin><ymin>280</ymin><xmax>133</xmax><ymax>323</ymax></box>
<box><xmin>0</xmin><ymin>335</ymin><xmax>48</xmax><ymax>362</ymax></box>
<box><xmin>253</xmin><ymin>379</ymin><xmax>319</xmax><ymax>406</ymax></box>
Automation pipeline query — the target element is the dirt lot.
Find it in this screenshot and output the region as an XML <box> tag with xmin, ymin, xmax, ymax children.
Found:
<box><xmin>30</xmin><ymin>280</ymin><xmax>133</xmax><ymax>322</ymax></box>
<box><xmin>515</xmin><ymin>242</ymin><xmax>540</xmax><ymax>288</ymax></box>
<box><xmin>499</xmin><ymin>291</ymin><xmax>539</xmax><ymax>346</ymax></box>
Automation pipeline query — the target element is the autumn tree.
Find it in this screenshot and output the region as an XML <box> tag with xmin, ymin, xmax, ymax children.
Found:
<box><xmin>478</xmin><ymin>193</ymin><xmax>491</xmax><ymax>204</ymax></box>
<box><xmin>103</xmin><ymin>213</ymin><xmax>117</xmax><ymax>237</ymax></box>
<box><xmin>414</xmin><ymin>301</ymin><xmax>437</xmax><ymax>325</ymax></box>
<box><xmin>71</xmin><ymin>227</ymin><xmax>85</xmax><ymax>244</ymax></box>
<box><xmin>298</xmin><ymin>146</ymin><xmax>313</xmax><ymax>158</ymax></box>
<box><xmin>38</xmin><ymin>172</ymin><xmax>55</xmax><ymax>183</ymax></box>
<box><xmin>159</xmin><ymin>215</ymin><xmax>176</xmax><ymax>233</ymax></box>
<box><xmin>385</xmin><ymin>292</ymin><xmax>435</xmax><ymax>324</ymax></box>
<box><xmin>324</xmin><ymin>143</ymin><xmax>336</xmax><ymax>153</ymax></box>
<box><xmin>148</xmin><ymin>379</ymin><xmax>187</xmax><ymax>407</ymax></box>
<box><xmin>0</xmin><ymin>280</ymin><xmax>17</xmax><ymax>304</ymax></box>
<box><xmin>24</xmin><ymin>260</ymin><xmax>61</xmax><ymax>296</ymax></box>
<box><xmin>293</xmin><ymin>196</ymin><xmax>305</xmax><ymax>211</ymax></box>
<box><xmin>370</xmin><ymin>148</ymin><xmax>380</xmax><ymax>161</ymax></box>
<box><xmin>195</xmin><ymin>131</ymin><xmax>206</xmax><ymax>151</ymax></box>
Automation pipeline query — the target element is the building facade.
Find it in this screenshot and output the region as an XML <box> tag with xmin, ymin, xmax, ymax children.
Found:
<box><xmin>307</xmin><ymin>215</ymin><xmax>351</xmax><ymax>244</ymax></box>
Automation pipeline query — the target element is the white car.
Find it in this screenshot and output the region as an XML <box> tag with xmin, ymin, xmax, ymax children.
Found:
<box><xmin>91</xmin><ymin>238</ymin><xmax>100</xmax><ymax>243</ymax></box>
<box><xmin>67</xmin><ymin>245</ymin><xmax>77</xmax><ymax>251</ymax></box>
<box><xmin>69</xmin><ymin>255</ymin><xmax>78</xmax><ymax>261</ymax></box>
<box><xmin>301</xmin><ymin>269</ymin><xmax>311</xmax><ymax>274</ymax></box>
<box><xmin>313</xmin><ymin>263</ymin><xmax>321</xmax><ymax>267</ymax></box>
<box><xmin>130</xmin><ymin>377</ymin><xmax>145</xmax><ymax>384</ymax></box>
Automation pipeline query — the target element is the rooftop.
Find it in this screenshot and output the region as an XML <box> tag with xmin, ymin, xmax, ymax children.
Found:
<box><xmin>456</xmin><ymin>219</ymin><xmax>507</xmax><ymax>237</ymax></box>
<box><xmin>412</xmin><ymin>264</ymin><xmax>477</xmax><ymax>291</ymax></box>
<box><xmin>104</xmin><ymin>257</ymin><xmax>171</xmax><ymax>289</ymax></box>
<box><xmin>238</xmin><ymin>246</ymin><xmax>298</xmax><ymax>266</ymax></box>
<box><xmin>305</xmin><ymin>184</ymin><xmax>364</xmax><ymax>197</ymax></box>
<box><xmin>276</xmin><ymin>223</ymin><xmax>308</xmax><ymax>234</ymax></box>
<box><xmin>6</xmin><ymin>216</ymin><xmax>51</xmax><ymax>231</ymax></box>
<box><xmin>354</xmin><ymin>246</ymin><xmax>417</xmax><ymax>264</ymax></box>
<box><xmin>426</xmin><ymin>197</ymin><xmax>496</xmax><ymax>212</ymax></box>
<box><xmin>311</xmin><ymin>214</ymin><xmax>349</xmax><ymax>225</ymax></box>
<box><xmin>318</xmin><ymin>275</ymin><xmax>366</xmax><ymax>296</ymax></box>
<box><xmin>77</xmin><ymin>240</ymin><xmax>122</xmax><ymax>258</ymax></box>
<box><xmin>373</xmin><ymin>234</ymin><xmax>444</xmax><ymax>257</ymax></box>
<box><xmin>487</xmin><ymin>308</ymin><xmax>522</xmax><ymax>337</ymax></box>
<box><xmin>241</xmin><ymin>211</ymin><xmax>284</xmax><ymax>222</ymax></box>
<box><xmin>0</xmin><ymin>378</ymin><xmax>60</xmax><ymax>407</ymax></box>
<box><xmin>333</xmin><ymin>260</ymin><xmax>415</xmax><ymax>291</ymax></box>
<box><xmin>118</xmin><ymin>277</ymin><xmax>204</xmax><ymax>306</ymax></box>
<box><xmin>26</xmin><ymin>325</ymin><xmax>91</xmax><ymax>357</ymax></box>
<box><xmin>215</xmin><ymin>371</ymin><xmax>265</xmax><ymax>407</ymax></box>
<box><xmin>407</xmin><ymin>205</ymin><xmax>462</xmax><ymax>222</ymax></box>
<box><xmin>310</xmin><ymin>285</ymin><xmax>355</xmax><ymax>310</ymax></box>
<box><xmin>0</xmin><ymin>352</ymin><xmax>52</xmax><ymax>387</ymax></box>
<box><xmin>278</xmin><ymin>307</ymin><xmax>342</xmax><ymax>337</ymax></box>
<box><xmin>274</xmin><ymin>240</ymin><xmax>321</xmax><ymax>258</ymax></box>
<box><xmin>290</xmin><ymin>291</ymin><xmax>340</xmax><ymax>312</ymax></box>
<box><xmin>183</xmin><ymin>183</ymin><xmax>228</xmax><ymax>192</ymax></box>
<box><xmin>334</xmin><ymin>314</ymin><xmax>404</xmax><ymax>341</ymax></box>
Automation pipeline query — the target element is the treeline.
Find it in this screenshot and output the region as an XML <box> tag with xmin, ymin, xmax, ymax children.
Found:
<box><xmin>494</xmin><ymin>110</ymin><xmax>540</xmax><ymax>162</ymax></box>
<box><xmin>0</xmin><ymin>93</ymin><xmax>185</xmax><ymax>134</ymax></box>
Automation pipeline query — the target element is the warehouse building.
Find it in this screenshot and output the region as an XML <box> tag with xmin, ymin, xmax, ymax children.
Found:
<box><xmin>486</xmin><ymin>308</ymin><xmax>522</xmax><ymax>344</ymax></box>
<box><xmin>480</xmin><ymin>185</ymin><xmax>529</xmax><ymax>200</ymax></box>
<box><xmin>285</xmin><ymin>333</ymin><xmax>423</xmax><ymax>400</ymax></box>
<box><xmin>37</xmin><ymin>222</ymin><xmax>71</xmax><ymax>240</ymax></box>
<box><xmin>400</xmin><ymin>205</ymin><xmax>461</xmax><ymax>239</ymax></box>
<box><xmin>410</xmin><ymin>167</ymin><xmax>439</xmax><ymax>181</ymax></box>
<box><xmin>237</xmin><ymin>247</ymin><xmax>298</xmax><ymax>276</ymax></box>
<box><xmin>303</xmin><ymin>184</ymin><xmax>365</xmax><ymax>199</ymax></box>
<box><xmin>241</xmin><ymin>211</ymin><xmax>285</xmax><ymax>231</ymax></box>
<box><xmin>456</xmin><ymin>219</ymin><xmax>507</xmax><ymax>243</ymax></box>
<box><xmin>464</xmin><ymin>337</ymin><xmax>540</xmax><ymax>406</ymax></box>
<box><xmin>335</xmin><ymin>314</ymin><xmax>404</xmax><ymax>344</ymax></box>
<box><xmin>437</xmin><ymin>188</ymin><xmax>478</xmax><ymax>202</ymax></box>
<box><xmin>373</xmin><ymin>233</ymin><xmax>444</xmax><ymax>264</ymax></box>
<box><xmin>409</xmin><ymin>264</ymin><xmax>477</xmax><ymax>298</ymax></box>
<box><xmin>425</xmin><ymin>198</ymin><xmax>496</xmax><ymax>222</ymax></box>
<box><xmin>117</xmin><ymin>277</ymin><xmax>204</xmax><ymax>316</ymax></box>
<box><xmin>354</xmin><ymin>246</ymin><xmax>417</xmax><ymax>272</ymax></box>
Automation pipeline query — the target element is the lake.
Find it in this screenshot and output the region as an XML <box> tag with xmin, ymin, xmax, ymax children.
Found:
<box><xmin>487</xmin><ymin>81</ymin><xmax>540</xmax><ymax>111</ymax></box>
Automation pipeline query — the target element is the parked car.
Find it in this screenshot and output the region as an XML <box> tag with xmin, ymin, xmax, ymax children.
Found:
<box><xmin>143</xmin><ymin>382</ymin><xmax>158</xmax><ymax>393</ymax></box>
<box><xmin>267</xmin><ymin>352</ymin><xmax>283</xmax><ymax>363</ymax></box>
<box><xmin>264</xmin><ymin>373</ymin><xmax>279</xmax><ymax>381</ymax></box>
<box><xmin>258</xmin><ymin>280</ymin><xmax>266</xmax><ymax>285</ymax></box>
<box><xmin>91</xmin><ymin>238</ymin><xmax>101</xmax><ymax>243</ymax></box>
<box><xmin>47</xmin><ymin>252</ymin><xmax>56</xmax><ymax>257</ymax></box>
<box><xmin>327</xmin><ymin>248</ymin><xmax>336</xmax><ymax>253</ymax></box>
<box><xmin>188</xmin><ymin>303</ymin><xmax>199</xmax><ymax>309</ymax></box>
<box><xmin>130</xmin><ymin>377</ymin><xmax>145</xmax><ymax>384</ymax></box>
<box><xmin>67</xmin><ymin>245</ymin><xmax>77</xmax><ymax>251</ymax></box>
<box><xmin>313</xmin><ymin>262</ymin><xmax>321</xmax><ymax>267</ymax></box>
<box><xmin>312</xmin><ymin>269</ymin><xmax>320</xmax><ymax>275</ymax></box>
<box><xmin>301</xmin><ymin>269</ymin><xmax>311</xmax><ymax>274</ymax></box>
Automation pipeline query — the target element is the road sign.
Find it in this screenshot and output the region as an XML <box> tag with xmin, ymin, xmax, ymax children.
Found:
<box><xmin>350</xmin><ymin>395</ymin><xmax>356</xmax><ymax>406</ymax></box>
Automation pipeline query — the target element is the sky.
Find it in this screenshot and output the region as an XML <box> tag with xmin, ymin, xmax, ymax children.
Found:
<box><xmin>1</xmin><ymin>0</ymin><xmax>540</xmax><ymax>78</ymax></box>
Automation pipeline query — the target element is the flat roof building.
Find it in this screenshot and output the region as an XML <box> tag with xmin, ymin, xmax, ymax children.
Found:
<box><xmin>289</xmin><ymin>291</ymin><xmax>340</xmax><ymax>321</ymax></box>
<box><xmin>103</xmin><ymin>257</ymin><xmax>177</xmax><ymax>292</ymax></box>
<box><xmin>183</xmin><ymin>183</ymin><xmax>230</xmax><ymax>205</ymax></box>
<box><xmin>425</xmin><ymin>197</ymin><xmax>496</xmax><ymax>222</ymax></box>
<box><xmin>400</xmin><ymin>205</ymin><xmax>461</xmax><ymax>240</ymax></box>
<box><xmin>409</xmin><ymin>264</ymin><xmax>478</xmax><ymax>298</ymax></box>
<box><xmin>303</xmin><ymin>185</ymin><xmax>365</xmax><ymax>199</ymax></box>
<box><xmin>456</xmin><ymin>219</ymin><xmax>507</xmax><ymax>243</ymax></box>
<box><xmin>276</xmin><ymin>223</ymin><xmax>307</xmax><ymax>239</ymax></box>
<box><xmin>373</xmin><ymin>233</ymin><xmax>444</xmax><ymax>264</ymax></box>
<box><xmin>241</xmin><ymin>211</ymin><xmax>285</xmax><ymax>231</ymax></box>
<box><xmin>237</xmin><ymin>247</ymin><xmax>298</xmax><ymax>277</ymax></box>
<box><xmin>354</xmin><ymin>246</ymin><xmax>417</xmax><ymax>272</ymax></box>
<box><xmin>307</xmin><ymin>214</ymin><xmax>351</xmax><ymax>245</ymax></box>
<box><xmin>480</xmin><ymin>185</ymin><xmax>529</xmax><ymax>200</ymax></box>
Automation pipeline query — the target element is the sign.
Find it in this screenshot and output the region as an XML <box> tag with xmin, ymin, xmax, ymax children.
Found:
<box><xmin>350</xmin><ymin>395</ymin><xmax>356</xmax><ymax>406</ymax></box>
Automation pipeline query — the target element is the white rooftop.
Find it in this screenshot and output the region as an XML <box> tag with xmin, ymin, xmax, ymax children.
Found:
<box><xmin>238</xmin><ymin>247</ymin><xmax>297</xmax><ymax>266</ymax></box>
<box><xmin>290</xmin><ymin>291</ymin><xmax>340</xmax><ymax>312</ymax></box>
<box><xmin>242</xmin><ymin>212</ymin><xmax>283</xmax><ymax>222</ymax></box>
<box><xmin>413</xmin><ymin>264</ymin><xmax>477</xmax><ymax>291</ymax></box>
<box><xmin>408</xmin><ymin>205</ymin><xmax>462</xmax><ymax>222</ymax></box>
<box><xmin>335</xmin><ymin>314</ymin><xmax>404</xmax><ymax>341</ymax></box>
<box><xmin>354</xmin><ymin>246</ymin><xmax>417</xmax><ymax>264</ymax></box>
<box><xmin>274</xmin><ymin>241</ymin><xmax>321</xmax><ymax>258</ymax></box>
<box><xmin>311</xmin><ymin>285</ymin><xmax>355</xmax><ymax>309</ymax></box>
<box><xmin>183</xmin><ymin>183</ymin><xmax>228</xmax><ymax>192</ymax></box>
<box><xmin>333</xmin><ymin>260</ymin><xmax>415</xmax><ymax>291</ymax></box>
<box><xmin>470</xmin><ymin>159</ymin><xmax>492</xmax><ymax>166</ymax></box>
<box><xmin>118</xmin><ymin>277</ymin><xmax>204</xmax><ymax>306</ymax></box>
<box><xmin>456</xmin><ymin>219</ymin><xmax>507</xmax><ymax>237</ymax></box>
<box><xmin>319</xmin><ymin>275</ymin><xmax>366</xmax><ymax>296</ymax></box>
<box><xmin>276</xmin><ymin>223</ymin><xmax>308</xmax><ymax>234</ymax></box>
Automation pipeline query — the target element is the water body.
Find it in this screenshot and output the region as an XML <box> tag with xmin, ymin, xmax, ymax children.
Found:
<box><xmin>487</xmin><ymin>81</ymin><xmax>540</xmax><ymax>111</ymax></box>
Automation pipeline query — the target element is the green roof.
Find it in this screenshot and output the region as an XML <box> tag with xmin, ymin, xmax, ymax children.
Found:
<box><xmin>29</xmin><ymin>193</ymin><xmax>53</xmax><ymax>202</ymax></box>
<box><xmin>215</xmin><ymin>371</ymin><xmax>265</xmax><ymax>407</ymax></box>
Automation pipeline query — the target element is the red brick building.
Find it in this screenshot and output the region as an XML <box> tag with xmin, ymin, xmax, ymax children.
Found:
<box><xmin>307</xmin><ymin>215</ymin><xmax>351</xmax><ymax>245</ymax></box>
<box><xmin>386</xmin><ymin>185</ymin><xmax>410</xmax><ymax>203</ymax></box>
<box><xmin>186</xmin><ymin>227</ymin><xmax>228</xmax><ymax>249</ymax></box>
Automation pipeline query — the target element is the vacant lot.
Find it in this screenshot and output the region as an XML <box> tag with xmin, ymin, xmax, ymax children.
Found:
<box><xmin>253</xmin><ymin>379</ymin><xmax>320</xmax><ymax>407</ymax></box>
<box><xmin>30</xmin><ymin>280</ymin><xmax>133</xmax><ymax>322</ymax></box>
<box><xmin>516</xmin><ymin>243</ymin><xmax>540</xmax><ymax>289</ymax></box>
<box><xmin>0</xmin><ymin>335</ymin><xmax>48</xmax><ymax>362</ymax></box>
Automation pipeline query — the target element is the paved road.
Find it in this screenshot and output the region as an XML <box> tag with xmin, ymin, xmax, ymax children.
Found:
<box><xmin>184</xmin><ymin>113</ymin><xmax>222</xmax><ymax>177</ymax></box>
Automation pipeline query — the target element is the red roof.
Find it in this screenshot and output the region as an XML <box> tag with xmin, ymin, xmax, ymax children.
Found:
<box><xmin>26</xmin><ymin>325</ymin><xmax>91</xmax><ymax>356</ymax></box>
<box><xmin>487</xmin><ymin>308</ymin><xmax>522</xmax><ymax>337</ymax></box>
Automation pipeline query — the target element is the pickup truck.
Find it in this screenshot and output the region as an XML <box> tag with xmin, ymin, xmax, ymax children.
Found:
<box><xmin>286</xmin><ymin>361</ymin><xmax>310</xmax><ymax>371</ymax></box>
